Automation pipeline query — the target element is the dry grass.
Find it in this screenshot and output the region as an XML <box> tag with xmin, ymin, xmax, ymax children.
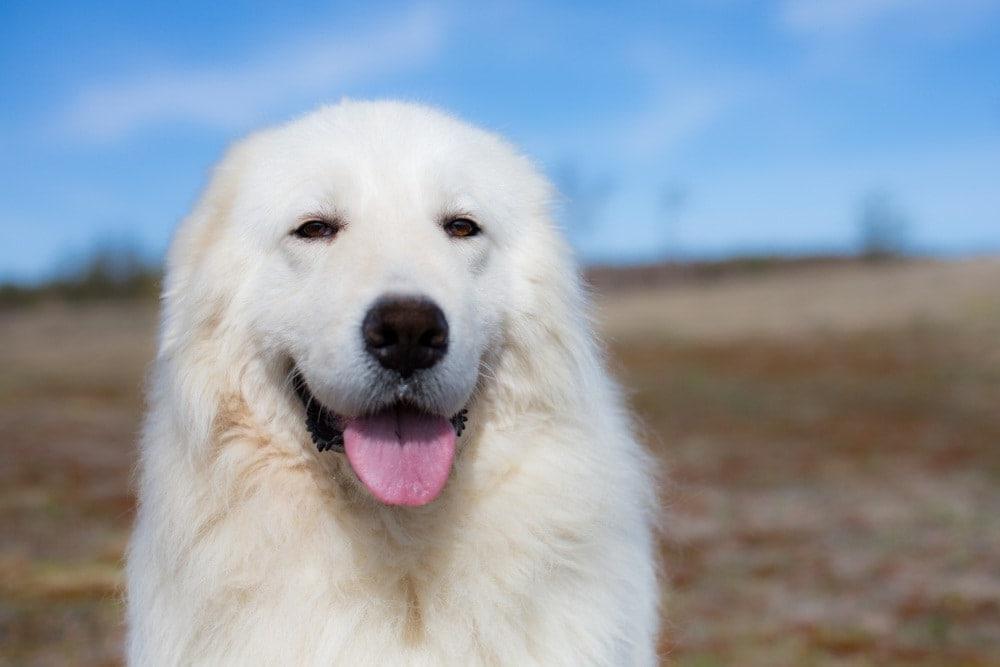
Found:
<box><xmin>2</xmin><ymin>259</ymin><xmax>999</xmax><ymax>666</ymax></box>
<box><xmin>0</xmin><ymin>303</ymin><xmax>155</xmax><ymax>666</ymax></box>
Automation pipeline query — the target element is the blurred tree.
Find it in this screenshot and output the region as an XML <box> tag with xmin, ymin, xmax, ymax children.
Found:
<box><xmin>0</xmin><ymin>236</ymin><xmax>160</xmax><ymax>306</ymax></box>
<box><xmin>858</xmin><ymin>189</ymin><xmax>910</xmax><ymax>260</ymax></box>
<box><xmin>658</xmin><ymin>180</ymin><xmax>689</xmax><ymax>255</ymax></box>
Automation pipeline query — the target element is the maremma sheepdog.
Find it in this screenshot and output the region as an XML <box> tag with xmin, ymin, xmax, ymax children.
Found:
<box><xmin>126</xmin><ymin>100</ymin><xmax>661</xmax><ymax>666</ymax></box>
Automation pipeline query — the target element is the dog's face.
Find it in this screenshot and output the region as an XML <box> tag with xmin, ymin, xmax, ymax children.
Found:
<box><xmin>178</xmin><ymin>102</ymin><xmax>554</xmax><ymax>506</ymax></box>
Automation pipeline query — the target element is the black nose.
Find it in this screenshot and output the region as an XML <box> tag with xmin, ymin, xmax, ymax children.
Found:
<box><xmin>362</xmin><ymin>296</ymin><xmax>449</xmax><ymax>377</ymax></box>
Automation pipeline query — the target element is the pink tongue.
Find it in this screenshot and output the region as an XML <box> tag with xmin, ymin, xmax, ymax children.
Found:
<box><xmin>343</xmin><ymin>406</ymin><xmax>456</xmax><ymax>506</ymax></box>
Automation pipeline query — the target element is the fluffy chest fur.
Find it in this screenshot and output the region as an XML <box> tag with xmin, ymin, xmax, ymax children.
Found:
<box><xmin>128</xmin><ymin>399</ymin><xmax>658</xmax><ymax>666</ymax></box>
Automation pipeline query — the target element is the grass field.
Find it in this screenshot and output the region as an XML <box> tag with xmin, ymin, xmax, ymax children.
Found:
<box><xmin>2</xmin><ymin>258</ymin><xmax>999</xmax><ymax>666</ymax></box>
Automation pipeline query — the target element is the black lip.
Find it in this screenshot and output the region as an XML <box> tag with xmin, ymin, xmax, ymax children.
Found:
<box><xmin>290</xmin><ymin>369</ymin><xmax>469</xmax><ymax>454</ymax></box>
<box><xmin>291</xmin><ymin>370</ymin><xmax>345</xmax><ymax>452</ymax></box>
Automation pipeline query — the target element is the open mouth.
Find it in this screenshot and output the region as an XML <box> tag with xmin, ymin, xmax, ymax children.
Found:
<box><xmin>291</xmin><ymin>370</ymin><xmax>468</xmax><ymax>506</ymax></box>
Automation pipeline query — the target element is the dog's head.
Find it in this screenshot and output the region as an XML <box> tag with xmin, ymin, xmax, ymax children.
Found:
<box><xmin>160</xmin><ymin>101</ymin><xmax>580</xmax><ymax>507</ymax></box>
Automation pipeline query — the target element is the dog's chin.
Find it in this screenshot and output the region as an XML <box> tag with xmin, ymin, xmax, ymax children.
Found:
<box><xmin>291</xmin><ymin>368</ymin><xmax>469</xmax><ymax>507</ymax></box>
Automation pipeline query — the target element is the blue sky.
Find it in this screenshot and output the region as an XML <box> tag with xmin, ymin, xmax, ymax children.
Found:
<box><xmin>2</xmin><ymin>0</ymin><xmax>999</xmax><ymax>281</ymax></box>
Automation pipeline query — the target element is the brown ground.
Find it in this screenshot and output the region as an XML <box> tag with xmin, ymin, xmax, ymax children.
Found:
<box><xmin>2</xmin><ymin>259</ymin><xmax>999</xmax><ymax>666</ymax></box>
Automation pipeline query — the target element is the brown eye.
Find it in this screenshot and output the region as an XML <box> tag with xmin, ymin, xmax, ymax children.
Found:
<box><xmin>293</xmin><ymin>220</ymin><xmax>338</xmax><ymax>239</ymax></box>
<box><xmin>443</xmin><ymin>218</ymin><xmax>481</xmax><ymax>238</ymax></box>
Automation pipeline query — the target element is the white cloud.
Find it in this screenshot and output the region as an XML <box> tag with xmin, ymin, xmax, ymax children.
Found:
<box><xmin>619</xmin><ymin>88</ymin><xmax>730</xmax><ymax>161</ymax></box>
<box><xmin>779</xmin><ymin>0</ymin><xmax>911</xmax><ymax>35</ymax></box>
<box><xmin>59</xmin><ymin>5</ymin><xmax>445</xmax><ymax>142</ymax></box>
<box><xmin>776</xmin><ymin>0</ymin><xmax>1000</xmax><ymax>76</ymax></box>
<box><xmin>778</xmin><ymin>0</ymin><xmax>1000</xmax><ymax>38</ymax></box>
<box><xmin>526</xmin><ymin>39</ymin><xmax>744</xmax><ymax>166</ymax></box>
<box><xmin>523</xmin><ymin>83</ymin><xmax>734</xmax><ymax>171</ymax></box>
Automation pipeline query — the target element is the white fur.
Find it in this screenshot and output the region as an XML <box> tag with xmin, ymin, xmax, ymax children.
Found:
<box><xmin>126</xmin><ymin>101</ymin><xmax>660</xmax><ymax>666</ymax></box>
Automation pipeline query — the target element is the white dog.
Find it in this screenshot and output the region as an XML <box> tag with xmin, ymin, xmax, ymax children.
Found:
<box><xmin>126</xmin><ymin>101</ymin><xmax>660</xmax><ymax>665</ymax></box>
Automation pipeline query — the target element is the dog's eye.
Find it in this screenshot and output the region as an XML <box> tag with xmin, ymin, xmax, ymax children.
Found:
<box><xmin>293</xmin><ymin>220</ymin><xmax>338</xmax><ymax>240</ymax></box>
<box><xmin>443</xmin><ymin>218</ymin><xmax>481</xmax><ymax>238</ymax></box>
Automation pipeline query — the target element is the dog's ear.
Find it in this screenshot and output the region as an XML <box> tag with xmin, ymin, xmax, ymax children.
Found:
<box><xmin>488</xmin><ymin>196</ymin><xmax>612</xmax><ymax>419</ymax></box>
<box><xmin>158</xmin><ymin>140</ymin><xmax>255</xmax><ymax>359</ymax></box>
<box><xmin>149</xmin><ymin>140</ymin><xmax>259</xmax><ymax>452</ymax></box>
